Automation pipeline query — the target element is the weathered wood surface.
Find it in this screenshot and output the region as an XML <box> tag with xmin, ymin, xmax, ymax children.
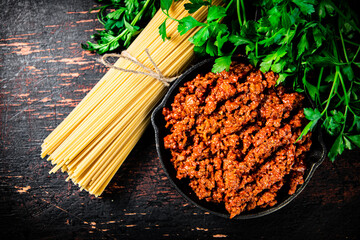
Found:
<box><xmin>0</xmin><ymin>1</ymin><xmax>359</xmax><ymax>239</ymax></box>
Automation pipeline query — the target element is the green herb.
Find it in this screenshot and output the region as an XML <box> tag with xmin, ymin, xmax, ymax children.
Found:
<box><xmin>159</xmin><ymin>0</ymin><xmax>360</xmax><ymax>161</ymax></box>
<box><xmin>82</xmin><ymin>0</ymin><xmax>159</xmax><ymax>54</ymax></box>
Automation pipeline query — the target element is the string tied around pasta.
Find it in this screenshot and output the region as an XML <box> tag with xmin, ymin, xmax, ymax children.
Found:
<box><xmin>98</xmin><ymin>49</ymin><xmax>179</xmax><ymax>87</ymax></box>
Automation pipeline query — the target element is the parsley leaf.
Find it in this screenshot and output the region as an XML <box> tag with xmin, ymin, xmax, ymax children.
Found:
<box><xmin>291</xmin><ymin>0</ymin><xmax>316</xmax><ymax>15</ymax></box>
<box><xmin>82</xmin><ymin>0</ymin><xmax>158</xmax><ymax>54</ymax></box>
<box><xmin>347</xmin><ymin>134</ymin><xmax>360</xmax><ymax>148</ymax></box>
<box><xmin>158</xmin><ymin>0</ymin><xmax>360</xmax><ymax>161</ymax></box>
<box><xmin>212</xmin><ymin>55</ymin><xmax>232</xmax><ymax>73</ymax></box>
<box><xmin>189</xmin><ymin>26</ymin><xmax>210</xmax><ymax>46</ymax></box>
<box><xmin>328</xmin><ymin>134</ymin><xmax>345</xmax><ymax>162</ymax></box>
<box><xmin>177</xmin><ymin>16</ymin><xmax>205</xmax><ymax>35</ymax></box>
<box><xmin>160</xmin><ymin>0</ymin><xmax>173</xmax><ymax>13</ymax></box>
<box><xmin>159</xmin><ymin>18</ymin><xmax>170</xmax><ymax>41</ymax></box>
<box><xmin>207</xmin><ymin>6</ymin><xmax>227</xmax><ymax>22</ymax></box>
<box><xmin>184</xmin><ymin>0</ymin><xmax>210</xmax><ymax>14</ymax></box>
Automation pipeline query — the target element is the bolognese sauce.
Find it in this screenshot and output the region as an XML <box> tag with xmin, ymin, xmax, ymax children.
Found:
<box><xmin>163</xmin><ymin>62</ymin><xmax>312</xmax><ymax>218</ymax></box>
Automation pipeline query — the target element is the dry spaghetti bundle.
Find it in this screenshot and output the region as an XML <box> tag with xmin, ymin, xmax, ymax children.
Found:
<box><xmin>41</xmin><ymin>1</ymin><xmax>220</xmax><ymax>196</ymax></box>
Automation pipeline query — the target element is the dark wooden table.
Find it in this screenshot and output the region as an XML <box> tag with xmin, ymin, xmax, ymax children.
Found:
<box><xmin>1</xmin><ymin>1</ymin><xmax>359</xmax><ymax>239</ymax></box>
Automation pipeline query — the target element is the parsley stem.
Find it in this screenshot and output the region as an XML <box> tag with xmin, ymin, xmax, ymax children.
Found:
<box><xmin>105</xmin><ymin>0</ymin><xmax>153</xmax><ymax>49</ymax></box>
<box><xmin>321</xmin><ymin>71</ymin><xmax>338</xmax><ymax>116</ymax></box>
<box><xmin>161</xmin><ymin>9</ymin><xmax>178</xmax><ymax>22</ymax></box>
<box><xmin>255</xmin><ymin>41</ymin><xmax>258</xmax><ymax>58</ymax></box>
<box><xmin>342</xmin><ymin>38</ymin><xmax>360</xmax><ymax>47</ymax></box>
<box><xmin>338</xmin><ymin>70</ymin><xmax>349</xmax><ymax>106</ymax></box>
<box><xmin>339</xmin><ymin>26</ymin><xmax>349</xmax><ymax>63</ymax></box>
<box><xmin>96</xmin><ymin>4</ymin><xmax>112</xmax><ymax>25</ymax></box>
<box><xmin>236</xmin><ymin>0</ymin><xmax>246</xmax><ymax>27</ymax></box>
<box><xmin>317</xmin><ymin>67</ymin><xmax>323</xmax><ymax>90</ymax></box>
<box><xmin>341</xmin><ymin>105</ymin><xmax>348</xmax><ymax>133</ymax></box>
<box><xmin>351</xmin><ymin>46</ymin><xmax>360</xmax><ymax>63</ymax></box>
<box><xmin>225</xmin><ymin>0</ymin><xmax>234</xmax><ymax>12</ymax></box>
<box><xmin>317</xmin><ymin>67</ymin><xmax>324</xmax><ymax>106</ymax></box>
<box><xmin>240</xmin><ymin>0</ymin><xmax>246</xmax><ymax>24</ymax></box>
<box><xmin>131</xmin><ymin>0</ymin><xmax>153</xmax><ymax>25</ymax></box>
<box><xmin>321</xmin><ymin>40</ymin><xmax>341</xmax><ymax>116</ymax></box>
<box><xmin>216</xmin><ymin>0</ymin><xmax>234</xmax><ymax>24</ymax></box>
<box><xmin>236</xmin><ymin>0</ymin><xmax>242</xmax><ymax>27</ymax></box>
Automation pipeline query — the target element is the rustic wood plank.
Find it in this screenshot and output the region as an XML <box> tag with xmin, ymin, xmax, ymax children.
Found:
<box><xmin>1</xmin><ymin>0</ymin><xmax>359</xmax><ymax>239</ymax></box>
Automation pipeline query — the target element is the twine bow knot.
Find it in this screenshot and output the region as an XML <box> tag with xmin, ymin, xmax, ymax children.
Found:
<box><xmin>98</xmin><ymin>49</ymin><xmax>179</xmax><ymax>87</ymax></box>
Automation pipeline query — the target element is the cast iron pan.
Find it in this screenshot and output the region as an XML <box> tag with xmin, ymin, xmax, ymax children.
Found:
<box><xmin>151</xmin><ymin>57</ymin><xmax>327</xmax><ymax>219</ymax></box>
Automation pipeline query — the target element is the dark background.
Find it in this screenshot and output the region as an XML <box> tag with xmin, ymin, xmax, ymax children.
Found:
<box><xmin>1</xmin><ymin>1</ymin><xmax>359</xmax><ymax>239</ymax></box>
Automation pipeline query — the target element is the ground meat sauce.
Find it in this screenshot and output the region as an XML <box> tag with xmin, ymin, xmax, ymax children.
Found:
<box><xmin>162</xmin><ymin>62</ymin><xmax>312</xmax><ymax>218</ymax></box>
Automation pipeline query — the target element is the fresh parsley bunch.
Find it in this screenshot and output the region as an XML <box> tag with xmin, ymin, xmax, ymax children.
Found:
<box><xmin>82</xmin><ymin>0</ymin><xmax>159</xmax><ymax>54</ymax></box>
<box><xmin>159</xmin><ymin>0</ymin><xmax>360</xmax><ymax>161</ymax></box>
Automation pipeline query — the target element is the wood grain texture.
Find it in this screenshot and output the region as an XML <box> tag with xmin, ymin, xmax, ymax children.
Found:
<box><xmin>0</xmin><ymin>1</ymin><xmax>359</xmax><ymax>239</ymax></box>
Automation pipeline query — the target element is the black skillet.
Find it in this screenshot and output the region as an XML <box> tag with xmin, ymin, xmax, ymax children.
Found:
<box><xmin>151</xmin><ymin>57</ymin><xmax>327</xmax><ymax>219</ymax></box>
